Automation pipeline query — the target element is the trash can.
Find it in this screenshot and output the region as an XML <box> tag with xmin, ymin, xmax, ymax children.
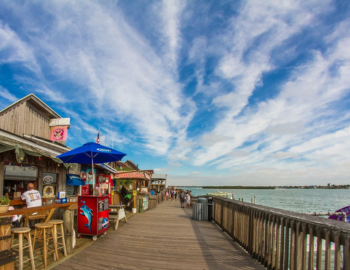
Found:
<box><xmin>207</xmin><ymin>197</ymin><xmax>213</xmax><ymax>221</ymax></box>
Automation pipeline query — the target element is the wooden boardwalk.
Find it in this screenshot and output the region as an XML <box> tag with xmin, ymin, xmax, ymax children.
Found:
<box><xmin>52</xmin><ymin>200</ymin><xmax>263</xmax><ymax>270</ymax></box>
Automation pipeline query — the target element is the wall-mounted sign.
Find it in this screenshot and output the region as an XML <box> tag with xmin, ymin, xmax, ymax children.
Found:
<box><xmin>68</xmin><ymin>164</ymin><xmax>80</xmax><ymax>175</ymax></box>
<box><xmin>43</xmin><ymin>173</ymin><xmax>57</xmax><ymax>185</ymax></box>
<box><xmin>114</xmin><ymin>172</ymin><xmax>145</xmax><ymax>179</ymax></box>
<box><xmin>43</xmin><ymin>175</ymin><xmax>54</xmax><ymax>185</ymax></box>
<box><xmin>50</xmin><ymin>126</ymin><xmax>68</xmax><ymax>141</ymax></box>
<box><xmin>5</xmin><ymin>165</ymin><xmax>38</xmax><ymax>178</ymax></box>
<box><xmin>43</xmin><ymin>186</ymin><xmax>55</xmax><ymax>198</ymax></box>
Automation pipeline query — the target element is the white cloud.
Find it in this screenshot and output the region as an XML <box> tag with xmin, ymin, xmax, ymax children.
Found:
<box><xmin>0</xmin><ymin>86</ymin><xmax>17</xmax><ymax>102</ymax></box>
<box><xmin>160</xmin><ymin>0</ymin><xmax>186</xmax><ymax>70</ymax></box>
<box><xmin>190</xmin><ymin>171</ymin><xmax>201</xmax><ymax>175</ymax></box>
<box><xmin>0</xmin><ymin>1</ymin><xmax>195</xmax><ymax>156</ymax></box>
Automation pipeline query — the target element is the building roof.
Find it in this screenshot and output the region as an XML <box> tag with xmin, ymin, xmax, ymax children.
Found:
<box><xmin>0</xmin><ymin>93</ymin><xmax>61</xmax><ymax>118</ymax></box>
<box><xmin>152</xmin><ymin>174</ymin><xmax>167</xmax><ymax>180</ymax></box>
<box><xmin>124</xmin><ymin>160</ymin><xmax>139</xmax><ymax>170</ymax></box>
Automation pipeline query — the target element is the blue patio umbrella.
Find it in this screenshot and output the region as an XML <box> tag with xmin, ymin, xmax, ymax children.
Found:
<box><xmin>57</xmin><ymin>142</ymin><xmax>126</xmax><ymax>190</ymax></box>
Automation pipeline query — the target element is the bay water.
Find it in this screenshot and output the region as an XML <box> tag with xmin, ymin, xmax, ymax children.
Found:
<box><xmin>179</xmin><ymin>187</ymin><xmax>350</xmax><ymax>214</ymax></box>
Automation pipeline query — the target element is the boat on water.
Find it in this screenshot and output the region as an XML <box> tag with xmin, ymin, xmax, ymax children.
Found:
<box><xmin>207</xmin><ymin>191</ymin><xmax>234</xmax><ymax>200</ymax></box>
<box><xmin>328</xmin><ymin>205</ymin><xmax>350</xmax><ymax>222</ymax></box>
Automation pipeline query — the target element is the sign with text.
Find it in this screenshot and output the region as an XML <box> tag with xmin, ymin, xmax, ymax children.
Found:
<box><xmin>114</xmin><ymin>172</ymin><xmax>145</xmax><ymax>179</ymax></box>
<box><xmin>50</xmin><ymin>126</ymin><xmax>68</xmax><ymax>141</ymax></box>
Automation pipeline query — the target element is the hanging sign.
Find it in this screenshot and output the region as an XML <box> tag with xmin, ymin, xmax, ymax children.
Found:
<box><xmin>43</xmin><ymin>175</ymin><xmax>54</xmax><ymax>185</ymax></box>
<box><xmin>114</xmin><ymin>172</ymin><xmax>145</xmax><ymax>179</ymax></box>
<box><xmin>50</xmin><ymin>126</ymin><xmax>68</xmax><ymax>141</ymax></box>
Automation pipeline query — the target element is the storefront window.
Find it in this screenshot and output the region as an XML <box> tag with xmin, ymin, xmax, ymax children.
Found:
<box><xmin>3</xmin><ymin>164</ymin><xmax>38</xmax><ymax>199</ymax></box>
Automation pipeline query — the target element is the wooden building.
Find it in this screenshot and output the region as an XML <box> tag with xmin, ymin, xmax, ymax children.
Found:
<box><xmin>150</xmin><ymin>174</ymin><xmax>167</xmax><ymax>193</ymax></box>
<box><xmin>0</xmin><ymin>93</ymin><xmax>71</xmax><ymax>201</ymax></box>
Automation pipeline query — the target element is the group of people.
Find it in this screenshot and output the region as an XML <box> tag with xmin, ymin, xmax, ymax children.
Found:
<box><xmin>179</xmin><ymin>190</ymin><xmax>191</xmax><ymax>208</ymax></box>
<box><xmin>164</xmin><ymin>188</ymin><xmax>191</xmax><ymax>208</ymax></box>
<box><xmin>164</xmin><ymin>188</ymin><xmax>177</xmax><ymax>201</ymax></box>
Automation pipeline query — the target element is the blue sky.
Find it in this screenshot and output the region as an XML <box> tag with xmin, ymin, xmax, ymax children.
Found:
<box><xmin>0</xmin><ymin>1</ymin><xmax>350</xmax><ymax>186</ymax></box>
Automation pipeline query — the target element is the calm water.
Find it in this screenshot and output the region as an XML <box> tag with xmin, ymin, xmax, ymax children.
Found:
<box><xmin>179</xmin><ymin>187</ymin><xmax>350</xmax><ymax>214</ymax></box>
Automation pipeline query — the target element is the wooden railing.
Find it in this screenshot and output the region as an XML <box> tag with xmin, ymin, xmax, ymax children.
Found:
<box><xmin>212</xmin><ymin>197</ymin><xmax>350</xmax><ymax>270</ymax></box>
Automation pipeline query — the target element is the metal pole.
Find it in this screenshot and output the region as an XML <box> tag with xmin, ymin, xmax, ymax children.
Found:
<box><xmin>92</xmin><ymin>157</ymin><xmax>95</xmax><ymax>195</ymax></box>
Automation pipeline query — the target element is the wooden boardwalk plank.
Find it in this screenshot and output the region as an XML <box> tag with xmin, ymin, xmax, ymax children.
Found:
<box><xmin>51</xmin><ymin>201</ymin><xmax>263</xmax><ymax>270</ymax></box>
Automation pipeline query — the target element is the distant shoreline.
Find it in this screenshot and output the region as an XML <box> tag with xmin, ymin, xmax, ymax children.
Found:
<box><xmin>202</xmin><ymin>186</ymin><xmax>275</xmax><ymax>189</ymax></box>
<box><xmin>178</xmin><ymin>185</ymin><xmax>350</xmax><ymax>189</ymax></box>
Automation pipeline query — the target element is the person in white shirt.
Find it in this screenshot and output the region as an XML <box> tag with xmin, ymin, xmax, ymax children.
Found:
<box><xmin>21</xmin><ymin>183</ymin><xmax>42</xmax><ymax>208</ymax></box>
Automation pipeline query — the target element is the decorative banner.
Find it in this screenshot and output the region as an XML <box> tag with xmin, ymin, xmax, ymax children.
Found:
<box><xmin>50</xmin><ymin>126</ymin><xmax>68</xmax><ymax>141</ymax></box>
<box><xmin>114</xmin><ymin>172</ymin><xmax>145</xmax><ymax>179</ymax></box>
<box><xmin>86</xmin><ymin>168</ymin><xmax>96</xmax><ymax>185</ymax></box>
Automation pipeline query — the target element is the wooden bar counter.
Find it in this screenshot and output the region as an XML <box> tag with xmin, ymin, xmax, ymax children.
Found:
<box><xmin>0</xmin><ymin>202</ymin><xmax>78</xmax><ymax>257</ymax></box>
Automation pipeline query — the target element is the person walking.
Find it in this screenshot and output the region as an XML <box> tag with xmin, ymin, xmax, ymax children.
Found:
<box><xmin>165</xmin><ymin>190</ymin><xmax>169</xmax><ymax>201</ymax></box>
<box><xmin>179</xmin><ymin>191</ymin><xmax>185</xmax><ymax>208</ymax></box>
<box><xmin>186</xmin><ymin>192</ymin><xmax>191</xmax><ymax>208</ymax></box>
<box><xmin>174</xmin><ymin>190</ymin><xmax>177</xmax><ymax>200</ymax></box>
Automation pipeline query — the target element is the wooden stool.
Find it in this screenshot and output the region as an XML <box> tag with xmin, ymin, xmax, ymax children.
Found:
<box><xmin>11</xmin><ymin>227</ymin><xmax>35</xmax><ymax>270</ymax></box>
<box><xmin>48</xmin><ymin>220</ymin><xmax>67</xmax><ymax>257</ymax></box>
<box><xmin>32</xmin><ymin>223</ymin><xmax>59</xmax><ymax>268</ymax></box>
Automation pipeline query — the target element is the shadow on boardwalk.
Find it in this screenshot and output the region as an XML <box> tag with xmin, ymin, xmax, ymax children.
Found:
<box><xmin>51</xmin><ymin>200</ymin><xmax>263</xmax><ymax>270</ymax></box>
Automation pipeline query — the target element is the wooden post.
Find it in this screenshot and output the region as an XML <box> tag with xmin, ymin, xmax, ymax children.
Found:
<box><xmin>334</xmin><ymin>232</ymin><xmax>340</xmax><ymax>270</ymax></box>
<box><xmin>301</xmin><ymin>223</ymin><xmax>307</xmax><ymax>270</ymax></box>
<box><xmin>0</xmin><ymin>161</ymin><xmax>4</xmax><ymax>198</ymax></box>
<box><xmin>343</xmin><ymin>235</ymin><xmax>350</xmax><ymax>270</ymax></box>
<box><xmin>290</xmin><ymin>220</ymin><xmax>295</xmax><ymax>270</ymax></box>
<box><xmin>284</xmin><ymin>219</ymin><xmax>290</xmax><ymax>270</ymax></box>
<box><xmin>316</xmin><ymin>227</ymin><xmax>322</xmax><ymax>270</ymax></box>
<box><xmin>325</xmin><ymin>230</ymin><xmax>331</xmax><ymax>270</ymax></box>
<box><xmin>38</xmin><ymin>166</ymin><xmax>43</xmax><ymax>197</ymax></box>
<box><xmin>308</xmin><ymin>226</ymin><xmax>314</xmax><ymax>270</ymax></box>
<box><xmin>0</xmin><ymin>217</ymin><xmax>14</xmax><ymax>270</ymax></box>
<box><xmin>264</xmin><ymin>213</ymin><xmax>269</xmax><ymax>266</ymax></box>
<box><xmin>295</xmin><ymin>222</ymin><xmax>302</xmax><ymax>270</ymax></box>
<box><xmin>271</xmin><ymin>216</ymin><xmax>276</xmax><ymax>270</ymax></box>
<box><xmin>279</xmin><ymin>218</ymin><xmax>285</xmax><ymax>270</ymax></box>
<box><xmin>63</xmin><ymin>209</ymin><xmax>74</xmax><ymax>255</ymax></box>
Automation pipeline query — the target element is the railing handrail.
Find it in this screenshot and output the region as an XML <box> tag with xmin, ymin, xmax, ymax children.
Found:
<box><xmin>198</xmin><ymin>195</ymin><xmax>350</xmax><ymax>269</ymax></box>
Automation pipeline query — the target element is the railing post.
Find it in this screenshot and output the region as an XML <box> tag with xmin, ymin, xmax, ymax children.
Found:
<box><xmin>284</xmin><ymin>219</ymin><xmax>290</xmax><ymax>270</ymax></box>
<box><xmin>301</xmin><ymin>223</ymin><xmax>307</xmax><ymax>270</ymax></box>
<box><xmin>325</xmin><ymin>230</ymin><xmax>331</xmax><ymax>270</ymax></box>
<box><xmin>308</xmin><ymin>226</ymin><xmax>314</xmax><ymax>270</ymax></box>
<box><xmin>290</xmin><ymin>220</ymin><xmax>295</xmax><ymax>270</ymax></box>
<box><xmin>316</xmin><ymin>227</ymin><xmax>322</xmax><ymax>270</ymax></box>
<box><xmin>220</xmin><ymin>200</ymin><xmax>224</xmax><ymax>228</ymax></box>
<box><xmin>270</xmin><ymin>215</ymin><xmax>276</xmax><ymax>270</ymax></box>
<box><xmin>334</xmin><ymin>232</ymin><xmax>340</xmax><ymax>270</ymax></box>
<box><xmin>279</xmin><ymin>217</ymin><xmax>285</xmax><ymax>270</ymax></box>
<box><xmin>295</xmin><ymin>222</ymin><xmax>302</xmax><ymax>270</ymax></box>
<box><xmin>343</xmin><ymin>235</ymin><xmax>350</xmax><ymax>270</ymax></box>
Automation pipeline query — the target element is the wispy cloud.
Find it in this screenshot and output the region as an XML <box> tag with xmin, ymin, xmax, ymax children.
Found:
<box><xmin>0</xmin><ymin>86</ymin><xmax>17</xmax><ymax>102</ymax></box>
<box><xmin>1</xmin><ymin>0</ymin><xmax>349</xmax><ymax>185</ymax></box>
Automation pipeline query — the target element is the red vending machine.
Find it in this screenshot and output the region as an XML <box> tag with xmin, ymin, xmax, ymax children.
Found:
<box><xmin>97</xmin><ymin>174</ymin><xmax>112</xmax><ymax>204</ymax></box>
<box><xmin>77</xmin><ymin>195</ymin><xmax>109</xmax><ymax>241</ymax></box>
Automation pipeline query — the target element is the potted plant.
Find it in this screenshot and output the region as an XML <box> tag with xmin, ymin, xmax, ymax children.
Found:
<box><xmin>0</xmin><ymin>196</ymin><xmax>10</xmax><ymax>213</ymax></box>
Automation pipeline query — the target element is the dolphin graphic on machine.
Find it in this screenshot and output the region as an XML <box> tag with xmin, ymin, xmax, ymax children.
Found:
<box><xmin>80</xmin><ymin>205</ymin><xmax>93</xmax><ymax>232</ymax></box>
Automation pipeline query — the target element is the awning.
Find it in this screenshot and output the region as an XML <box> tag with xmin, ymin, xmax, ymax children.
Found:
<box><xmin>99</xmin><ymin>163</ymin><xmax>118</xmax><ymax>174</ymax></box>
<box><xmin>66</xmin><ymin>174</ymin><xmax>85</xmax><ymax>186</ymax></box>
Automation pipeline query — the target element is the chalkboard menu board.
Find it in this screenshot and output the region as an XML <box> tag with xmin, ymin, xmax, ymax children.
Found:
<box><xmin>98</xmin><ymin>198</ymin><xmax>109</xmax><ymax>212</ymax></box>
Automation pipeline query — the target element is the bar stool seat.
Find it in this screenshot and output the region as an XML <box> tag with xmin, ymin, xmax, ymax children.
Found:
<box><xmin>12</xmin><ymin>227</ymin><xmax>35</xmax><ymax>270</ymax></box>
<box><xmin>32</xmin><ymin>222</ymin><xmax>59</xmax><ymax>268</ymax></box>
<box><xmin>48</xmin><ymin>220</ymin><xmax>67</xmax><ymax>257</ymax></box>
